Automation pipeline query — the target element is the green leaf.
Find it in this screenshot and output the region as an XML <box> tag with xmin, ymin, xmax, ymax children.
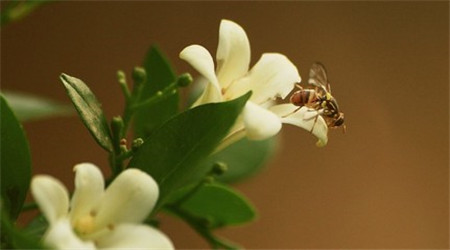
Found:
<box><xmin>1</xmin><ymin>200</ymin><xmax>44</xmax><ymax>249</ymax></box>
<box><xmin>1</xmin><ymin>91</ymin><xmax>73</xmax><ymax>121</ymax></box>
<box><xmin>128</xmin><ymin>92</ymin><xmax>251</xmax><ymax>211</ymax></box>
<box><xmin>0</xmin><ymin>95</ymin><xmax>31</xmax><ymax>220</ymax></box>
<box><xmin>134</xmin><ymin>45</ymin><xmax>178</xmax><ymax>139</ymax></box>
<box><xmin>173</xmin><ymin>182</ymin><xmax>256</xmax><ymax>229</ymax></box>
<box><xmin>212</xmin><ymin>137</ymin><xmax>279</xmax><ymax>183</ymax></box>
<box><xmin>165</xmin><ymin>204</ymin><xmax>241</xmax><ymax>250</ymax></box>
<box><xmin>60</xmin><ymin>73</ymin><xmax>113</xmax><ymax>152</ymax></box>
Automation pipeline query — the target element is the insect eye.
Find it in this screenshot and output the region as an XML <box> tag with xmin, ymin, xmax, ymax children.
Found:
<box><xmin>335</xmin><ymin>117</ymin><xmax>344</xmax><ymax>126</ymax></box>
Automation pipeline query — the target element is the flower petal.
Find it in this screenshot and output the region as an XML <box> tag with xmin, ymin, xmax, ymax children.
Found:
<box><xmin>31</xmin><ymin>175</ymin><xmax>69</xmax><ymax>224</ymax></box>
<box><xmin>216</xmin><ymin>19</ymin><xmax>251</xmax><ymax>88</ymax></box>
<box><xmin>96</xmin><ymin>224</ymin><xmax>174</xmax><ymax>250</ymax></box>
<box><xmin>192</xmin><ymin>83</ymin><xmax>223</xmax><ymax>107</ymax></box>
<box><xmin>180</xmin><ymin>45</ymin><xmax>222</xmax><ymax>105</ymax></box>
<box><xmin>43</xmin><ymin>218</ymin><xmax>95</xmax><ymax>250</ymax></box>
<box><xmin>225</xmin><ymin>53</ymin><xmax>300</xmax><ymax>104</ymax></box>
<box><xmin>242</xmin><ymin>101</ymin><xmax>282</xmax><ymax>140</ymax></box>
<box><xmin>270</xmin><ymin>104</ymin><xmax>328</xmax><ymax>146</ymax></box>
<box><xmin>70</xmin><ymin>163</ymin><xmax>105</xmax><ymax>224</ymax></box>
<box><xmin>93</xmin><ymin>168</ymin><xmax>159</xmax><ymax>230</ymax></box>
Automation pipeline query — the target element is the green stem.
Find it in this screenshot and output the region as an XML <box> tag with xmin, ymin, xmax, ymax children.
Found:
<box><xmin>131</xmin><ymin>81</ymin><xmax>178</xmax><ymax>111</ymax></box>
<box><xmin>121</xmin><ymin>104</ymin><xmax>134</xmax><ymax>138</ymax></box>
<box><xmin>115</xmin><ymin>150</ymin><xmax>134</xmax><ymax>163</ymax></box>
<box><xmin>108</xmin><ymin>152</ymin><xmax>122</xmax><ymax>178</ymax></box>
<box><xmin>166</xmin><ymin>206</ymin><xmax>239</xmax><ymax>250</ymax></box>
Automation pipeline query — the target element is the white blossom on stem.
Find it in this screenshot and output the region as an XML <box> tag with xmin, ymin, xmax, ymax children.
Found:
<box><xmin>31</xmin><ymin>163</ymin><xmax>174</xmax><ymax>250</ymax></box>
<box><xmin>180</xmin><ymin>19</ymin><xmax>328</xmax><ymax>147</ymax></box>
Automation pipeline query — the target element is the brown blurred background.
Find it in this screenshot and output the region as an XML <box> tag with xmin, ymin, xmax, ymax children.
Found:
<box><xmin>1</xmin><ymin>1</ymin><xmax>449</xmax><ymax>249</ymax></box>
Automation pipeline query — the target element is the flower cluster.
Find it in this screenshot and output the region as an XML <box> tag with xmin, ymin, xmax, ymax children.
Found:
<box><xmin>180</xmin><ymin>19</ymin><xmax>328</xmax><ymax>147</ymax></box>
<box><xmin>31</xmin><ymin>163</ymin><xmax>173</xmax><ymax>249</ymax></box>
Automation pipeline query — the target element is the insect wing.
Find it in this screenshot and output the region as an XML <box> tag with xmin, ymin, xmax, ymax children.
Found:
<box><xmin>308</xmin><ymin>62</ymin><xmax>328</xmax><ymax>93</ymax></box>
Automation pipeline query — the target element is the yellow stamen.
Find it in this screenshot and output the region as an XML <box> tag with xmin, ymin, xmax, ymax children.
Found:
<box><xmin>74</xmin><ymin>214</ymin><xmax>95</xmax><ymax>235</ymax></box>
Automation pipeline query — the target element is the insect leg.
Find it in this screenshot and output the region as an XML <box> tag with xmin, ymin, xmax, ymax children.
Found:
<box><xmin>303</xmin><ymin>108</ymin><xmax>322</xmax><ymax>133</ymax></box>
<box><xmin>280</xmin><ymin>106</ymin><xmax>301</xmax><ymax>118</ymax></box>
<box><xmin>309</xmin><ymin>114</ymin><xmax>320</xmax><ymax>133</ymax></box>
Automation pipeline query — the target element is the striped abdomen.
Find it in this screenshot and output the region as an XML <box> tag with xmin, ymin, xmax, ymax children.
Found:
<box><xmin>290</xmin><ymin>89</ymin><xmax>319</xmax><ymax>107</ymax></box>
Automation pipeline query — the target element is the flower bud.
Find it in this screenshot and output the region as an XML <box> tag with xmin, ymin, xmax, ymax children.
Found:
<box><xmin>117</xmin><ymin>70</ymin><xmax>126</xmax><ymax>85</ymax></box>
<box><xmin>177</xmin><ymin>73</ymin><xmax>193</xmax><ymax>87</ymax></box>
<box><xmin>132</xmin><ymin>138</ymin><xmax>144</xmax><ymax>152</ymax></box>
<box><xmin>211</xmin><ymin>162</ymin><xmax>228</xmax><ymax>176</ymax></box>
<box><xmin>132</xmin><ymin>67</ymin><xmax>147</xmax><ymax>86</ymax></box>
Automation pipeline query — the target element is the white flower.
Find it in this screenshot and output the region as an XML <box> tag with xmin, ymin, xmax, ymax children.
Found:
<box><xmin>180</xmin><ymin>19</ymin><xmax>328</xmax><ymax>147</ymax></box>
<box><xmin>31</xmin><ymin>163</ymin><xmax>174</xmax><ymax>250</ymax></box>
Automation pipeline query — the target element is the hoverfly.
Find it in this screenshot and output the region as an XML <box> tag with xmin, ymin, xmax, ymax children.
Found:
<box><xmin>290</xmin><ymin>62</ymin><xmax>345</xmax><ymax>132</ymax></box>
